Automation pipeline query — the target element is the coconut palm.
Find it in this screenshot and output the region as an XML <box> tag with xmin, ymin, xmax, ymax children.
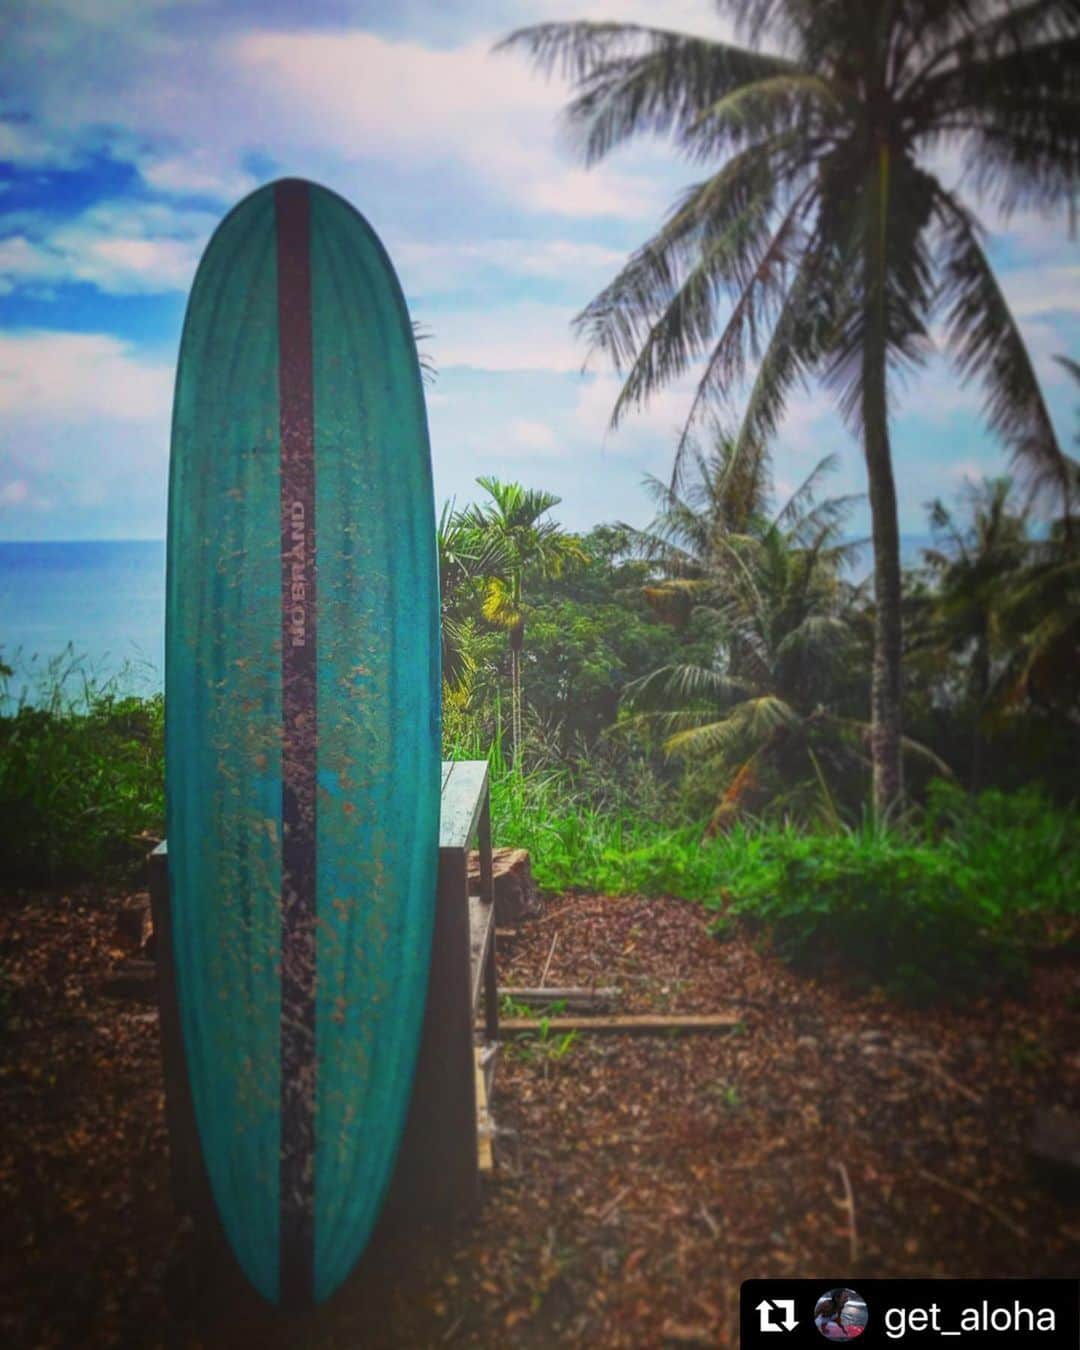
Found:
<box><xmin>623</xmin><ymin>445</ymin><xmax>873</xmax><ymax>829</ymax></box>
<box><xmin>501</xmin><ymin>1</ymin><xmax>1079</xmax><ymax>813</ymax></box>
<box><xmin>466</xmin><ymin>477</ymin><xmax>588</xmax><ymax>762</ymax></box>
<box><xmin>920</xmin><ymin>477</ymin><xmax>1033</xmax><ymax>785</ymax></box>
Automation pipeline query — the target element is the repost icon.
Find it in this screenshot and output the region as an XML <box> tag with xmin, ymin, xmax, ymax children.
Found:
<box><xmin>757</xmin><ymin>1297</ymin><xmax>799</xmax><ymax>1332</ymax></box>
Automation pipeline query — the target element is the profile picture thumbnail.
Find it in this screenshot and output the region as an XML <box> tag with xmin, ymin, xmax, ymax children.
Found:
<box><xmin>814</xmin><ymin>1287</ymin><xmax>868</xmax><ymax>1340</ymax></box>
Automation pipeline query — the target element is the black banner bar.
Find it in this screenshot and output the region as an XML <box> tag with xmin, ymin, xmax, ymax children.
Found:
<box><xmin>741</xmin><ymin>1278</ymin><xmax>1079</xmax><ymax>1348</ymax></box>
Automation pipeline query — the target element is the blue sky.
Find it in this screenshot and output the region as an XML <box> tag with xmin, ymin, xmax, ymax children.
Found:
<box><xmin>0</xmin><ymin>0</ymin><xmax>1076</xmax><ymax>541</ymax></box>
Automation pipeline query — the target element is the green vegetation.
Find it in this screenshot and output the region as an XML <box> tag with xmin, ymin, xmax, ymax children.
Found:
<box><xmin>503</xmin><ymin>3</ymin><xmax>1078</xmax><ymax>816</ymax></box>
<box><xmin>0</xmin><ymin>649</ymin><xmax>163</xmax><ymax>885</ymax></box>
<box><xmin>2</xmin><ymin>454</ymin><xmax>1077</xmax><ymax>1006</ymax></box>
<box><xmin>489</xmin><ymin>764</ymin><xmax>1078</xmax><ymax>1003</ymax></box>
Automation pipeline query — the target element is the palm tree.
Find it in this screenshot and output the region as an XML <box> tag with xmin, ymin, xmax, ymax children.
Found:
<box><xmin>466</xmin><ymin>477</ymin><xmax>587</xmax><ymax>762</ymax></box>
<box><xmin>920</xmin><ymin>477</ymin><xmax>1032</xmax><ymax>786</ymax></box>
<box><xmin>623</xmin><ymin>444</ymin><xmax>871</xmax><ymax>829</ymax></box>
<box><xmin>501</xmin><ymin>2</ymin><xmax>1078</xmax><ymax>814</ymax></box>
<box><xmin>437</xmin><ymin>500</ymin><xmax>507</xmax><ymax>694</ymax></box>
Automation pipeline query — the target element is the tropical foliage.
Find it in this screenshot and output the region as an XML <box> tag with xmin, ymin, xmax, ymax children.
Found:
<box><xmin>501</xmin><ymin>0</ymin><xmax>1080</xmax><ymax>815</ymax></box>
<box><xmin>619</xmin><ymin>432</ymin><xmax>869</xmax><ymax>829</ymax></box>
<box><xmin>461</xmin><ymin>477</ymin><xmax>587</xmax><ymax>762</ymax></box>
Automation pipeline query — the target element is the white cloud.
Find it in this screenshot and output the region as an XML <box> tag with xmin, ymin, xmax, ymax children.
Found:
<box><xmin>508</xmin><ymin>418</ymin><xmax>557</xmax><ymax>452</ymax></box>
<box><xmin>395</xmin><ymin>237</ymin><xmax>627</xmax><ymax>293</ymax></box>
<box><xmin>137</xmin><ymin>149</ymin><xmax>257</xmax><ymax>202</ymax></box>
<box><xmin>434</xmin><ymin>300</ymin><xmax>586</xmax><ymax>372</ymax></box>
<box><xmin>0</xmin><ymin>118</ymin><xmax>77</xmax><ymax>167</ymax></box>
<box><xmin>4</xmin><ymin>9</ymin><xmax>671</xmax><ymax>222</ymax></box>
<box><xmin>0</xmin><ymin>331</ymin><xmax>173</xmax><ymax>421</ymax></box>
<box><xmin>224</xmin><ymin>30</ymin><xmax>660</xmax><ymax>221</ymax></box>
<box><xmin>0</xmin><ymin>200</ymin><xmax>215</xmax><ymax>296</ymax></box>
<box><xmin>0</xmin><ymin>330</ymin><xmax>171</xmax><ymax>537</ymax></box>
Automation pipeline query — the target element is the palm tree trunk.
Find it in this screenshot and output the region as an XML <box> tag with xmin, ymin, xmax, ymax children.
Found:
<box><xmin>970</xmin><ymin>622</ymin><xmax>990</xmax><ymax>791</ymax></box>
<box><xmin>864</xmin><ymin>386</ymin><xmax>904</xmax><ymax>816</ymax></box>
<box><xmin>863</xmin><ymin>149</ymin><xmax>904</xmax><ymax>816</ymax></box>
<box><xmin>510</xmin><ymin>645</ymin><xmax>521</xmax><ymax>765</ymax></box>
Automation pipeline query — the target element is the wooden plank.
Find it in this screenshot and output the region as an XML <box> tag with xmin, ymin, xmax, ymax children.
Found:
<box><xmin>439</xmin><ymin>759</ymin><xmax>489</xmax><ymax>851</ymax></box>
<box><xmin>385</xmin><ymin>847</ymin><xmax>479</xmax><ymax>1222</ymax></box>
<box><xmin>498</xmin><ymin>1013</ymin><xmax>742</xmax><ymax>1035</ymax></box>
<box><xmin>474</xmin><ymin>1046</ymin><xmax>493</xmax><ymax>1174</ymax></box>
<box><xmin>468</xmin><ymin>890</ymin><xmax>496</xmax><ymax>1016</ymax></box>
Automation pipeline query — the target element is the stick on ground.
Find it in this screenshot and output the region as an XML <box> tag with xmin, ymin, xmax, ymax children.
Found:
<box><xmin>539</xmin><ymin>932</ymin><xmax>559</xmax><ymax>988</ymax></box>
<box><xmin>833</xmin><ymin>1160</ymin><xmax>859</xmax><ymax>1265</ymax></box>
<box><xmin>498</xmin><ymin>1013</ymin><xmax>742</xmax><ymax>1035</ymax></box>
<box><xmin>914</xmin><ymin>1166</ymin><xmax>1029</xmax><ymax>1240</ymax></box>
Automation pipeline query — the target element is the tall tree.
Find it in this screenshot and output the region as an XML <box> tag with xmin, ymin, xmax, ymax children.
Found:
<box><xmin>467</xmin><ymin>477</ymin><xmax>587</xmax><ymax>762</ymax></box>
<box><xmin>436</xmin><ymin>500</ymin><xmax>507</xmax><ymax>694</ymax></box>
<box><xmin>502</xmin><ymin>1</ymin><xmax>1079</xmax><ymax>814</ymax></box>
<box><xmin>623</xmin><ymin>444</ymin><xmax>870</xmax><ymax>829</ymax></box>
<box><xmin>921</xmin><ymin>477</ymin><xmax>1032</xmax><ymax>786</ymax></box>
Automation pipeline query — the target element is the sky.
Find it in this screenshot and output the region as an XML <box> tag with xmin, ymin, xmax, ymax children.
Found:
<box><xmin>0</xmin><ymin>0</ymin><xmax>1076</xmax><ymax>542</ymax></box>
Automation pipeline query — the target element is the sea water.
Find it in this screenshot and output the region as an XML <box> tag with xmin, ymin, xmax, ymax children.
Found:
<box><xmin>0</xmin><ymin>541</ymin><xmax>165</xmax><ymax>705</ymax></box>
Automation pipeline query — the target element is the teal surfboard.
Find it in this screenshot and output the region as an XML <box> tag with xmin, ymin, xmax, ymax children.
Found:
<box><xmin>165</xmin><ymin>179</ymin><xmax>440</xmax><ymax>1307</ymax></box>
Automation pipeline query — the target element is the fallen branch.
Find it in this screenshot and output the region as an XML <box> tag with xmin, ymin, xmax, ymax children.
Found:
<box><xmin>698</xmin><ymin>1202</ymin><xmax>720</xmax><ymax>1238</ymax></box>
<box><xmin>904</xmin><ymin>1051</ymin><xmax>984</xmax><ymax>1106</ymax></box>
<box><xmin>833</xmin><ymin>1160</ymin><xmax>859</xmax><ymax>1265</ymax></box>
<box><xmin>539</xmin><ymin>932</ymin><xmax>559</xmax><ymax>987</ymax></box>
<box><xmin>597</xmin><ymin>1186</ymin><xmax>631</xmax><ymax>1224</ymax></box>
<box><xmin>914</xmin><ymin>1166</ymin><xmax>1029</xmax><ymax>1240</ymax></box>
<box><xmin>498</xmin><ymin>1013</ymin><xmax>742</xmax><ymax>1036</ymax></box>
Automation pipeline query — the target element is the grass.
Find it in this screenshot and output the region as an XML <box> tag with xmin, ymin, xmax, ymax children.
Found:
<box><xmin>2</xmin><ymin>661</ymin><xmax>1076</xmax><ymax>1003</ymax></box>
<box><xmin>0</xmin><ymin>649</ymin><xmax>164</xmax><ymax>885</ymax></box>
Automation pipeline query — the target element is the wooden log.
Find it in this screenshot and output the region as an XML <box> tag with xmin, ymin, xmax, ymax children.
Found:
<box><xmin>498</xmin><ymin>1013</ymin><xmax>742</xmax><ymax>1035</ymax></box>
<box><xmin>468</xmin><ymin>846</ymin><xmax>535</xmax><ymax>927</ymax></box>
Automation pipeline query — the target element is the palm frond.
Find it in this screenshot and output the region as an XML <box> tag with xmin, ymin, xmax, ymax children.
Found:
<box><xmin>497</xmin><ymin>22</ymin><xmax>797</xmax><ymax>165</ymax></box>
<box><xmin>664</xmin><ymin>694</ymin><xmax>797</xmax><ymax>758</ymax></box>
<box><xmin>934</xmin><ymin>185</ymin><xmax>1071</xmax><ymax>509</ymax></box>
<box><xmin>684</xmin><ymin>71</ymin><xmax>847</xmax><ymax>162</ymax></box>
<box><xmin>662</xmin><ymin>184</ymin><xmax>817</xmax><ymax>482</ymax></box>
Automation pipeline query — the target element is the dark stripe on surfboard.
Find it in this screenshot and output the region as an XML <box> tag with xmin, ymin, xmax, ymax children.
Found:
<box><xmin>275</xmin><ymin>178</ymin><xmax>317</xmax><ymax>1308</ymax></box>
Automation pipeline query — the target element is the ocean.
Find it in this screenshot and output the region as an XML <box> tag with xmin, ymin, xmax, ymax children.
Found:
<box><xmin>0</xmin><ymin>541</ymin><xmax>166</xmax><ymax>704</ymax></box>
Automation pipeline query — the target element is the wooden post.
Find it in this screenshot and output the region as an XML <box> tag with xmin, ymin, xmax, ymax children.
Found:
<box><xmin>478</xmin><ymin>794</ymin><xmax>493</xmax><ymax>904</ymax></box>
<box><xmin>477</xmin><ymin>793</ymin><xmax>499</xmax><ymax>1046</ymax></box>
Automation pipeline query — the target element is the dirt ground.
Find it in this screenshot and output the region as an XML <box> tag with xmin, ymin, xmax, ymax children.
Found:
<box><xmin>1</xmin><ymin>886</ymin><xmax>1078</xmax><ymax>1348</ymax></box>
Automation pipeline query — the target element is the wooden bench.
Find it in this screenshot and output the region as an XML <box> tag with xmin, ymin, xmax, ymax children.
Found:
<box><xmin>148</xmin><ymin>758</ymin><xmax>498</xmax><ymax>1257</ymax></box>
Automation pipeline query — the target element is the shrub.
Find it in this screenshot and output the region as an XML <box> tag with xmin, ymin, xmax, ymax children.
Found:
<box><xmin>0</xmin><ymin>656</ymin><xmax>164</xmax><ymax>884</ymax></box>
